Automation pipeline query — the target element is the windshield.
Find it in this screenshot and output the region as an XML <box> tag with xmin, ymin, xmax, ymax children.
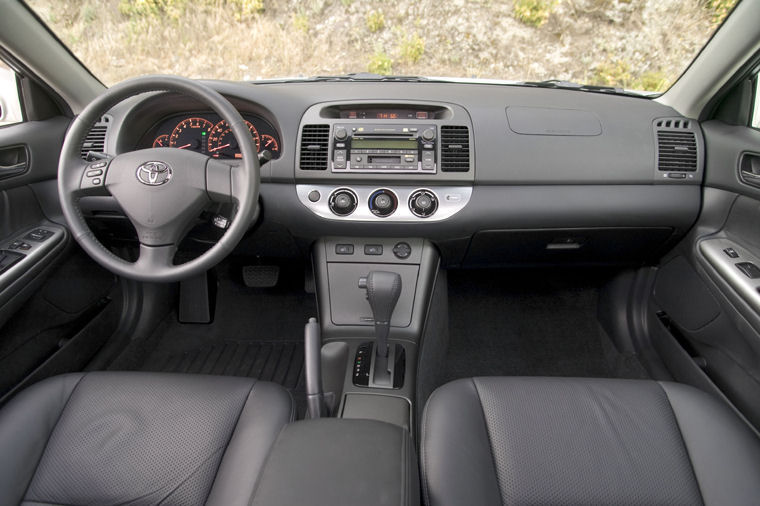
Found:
<box><xmin>26</xmin><ymin>0</ymin><xmax>737</xmax><ymax>92</ymax></box>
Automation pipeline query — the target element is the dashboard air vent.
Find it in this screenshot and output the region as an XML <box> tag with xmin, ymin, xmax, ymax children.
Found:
<box><xmin>656</xmin><ymin>130</ymin><xmax>698</xmax><ymax>172</ymax></box>
<box><xmin>299</xmin><ymin>124</ymin><xmax>330</xmax><ymax>170</ymax></box>
<box><xmin>440</xmin><ymin>125</ymin><xmax>470</xmax><ymax>172</ymax></box>
<box><xmin>80</xmin><ymin>116</ymin><xmax>110</xmax><ymax>160</ymax></box>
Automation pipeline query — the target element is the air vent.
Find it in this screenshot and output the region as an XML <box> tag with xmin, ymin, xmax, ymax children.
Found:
<box><xmin>80</xmin><ymin>116</ymin><xmax>110</xmax><ymax>160</ymax></box>
<box><xmin>657</xmin><ymin>130</ymin><xmax>697</xmax><ymax>172</ymax></box>
<box><xmin>440</xmin><ymin>125</ymin><xmax>470</xmax><ymax>172</ymax></box>
<box><xmin>299</xmin><ymin>124</ymin><xmax>330</xmax><ymax>170</ymax></box>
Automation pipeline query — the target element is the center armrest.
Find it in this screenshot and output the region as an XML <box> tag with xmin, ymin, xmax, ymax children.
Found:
<box><xmin>250</xmin><ymin>418</ymin><xmax>419</xmax><ymax>506</ymax></box>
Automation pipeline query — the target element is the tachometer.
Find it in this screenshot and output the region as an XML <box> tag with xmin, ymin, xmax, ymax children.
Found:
<box><xmin>208</xmin><ymin>120</ymin><xmax>260</xmax><ymax>159</ymax></box>
<box><xmin>152</xmin><ymin>134</ymin><xmax>169</xmax><ymax>148</ymax></box>
<box><xmin>169</xmin><ymin>117</ymin><xmax>214</xmax><ymax>154</ymax></box>
<box><xmin>261</xmin><ymin>134</ymin><xmax>279</xmax><ymax>155</ymax></box>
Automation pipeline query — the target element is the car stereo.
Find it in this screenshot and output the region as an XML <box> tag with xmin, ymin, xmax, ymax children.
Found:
<box><xmin>331</xmin><ymin>124</ymin><xmax>436</xmax><ymax>173</ymax></box>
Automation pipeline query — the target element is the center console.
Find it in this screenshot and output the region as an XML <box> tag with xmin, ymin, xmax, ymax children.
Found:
<box><xmin>310</xmin><ymin>237</ymin><xmax>442</xmax><ymax>435</ymax></box>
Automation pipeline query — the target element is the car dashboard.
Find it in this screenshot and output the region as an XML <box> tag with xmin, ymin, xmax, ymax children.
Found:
<box><xmin>94</xmin><ymin>80</ymin><xmax>703</xmax><ymax>268</ymax></box>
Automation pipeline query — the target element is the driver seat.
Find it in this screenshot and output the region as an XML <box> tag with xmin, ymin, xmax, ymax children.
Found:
<box><xmin>0</xmin><ymin>371</ymin><xmax>294</xmax><ymax>505</ymax></box>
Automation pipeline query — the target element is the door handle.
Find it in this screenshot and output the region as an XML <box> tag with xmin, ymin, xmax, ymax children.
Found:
<box><xmin>0</xmin><ymin>145</ymin><xmax>28</xmax><ymax>180</ymax></box>
<box><xmin>739</xmin><ymin>153</ymin><xmax>760</xmax><ymax>188</ymax></box>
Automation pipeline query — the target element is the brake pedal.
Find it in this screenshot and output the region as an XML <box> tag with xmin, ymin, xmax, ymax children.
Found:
<box><xmin>242</xmin><ymin>265</ymin><xmax>279</xmax><ymax>288</ymax></box>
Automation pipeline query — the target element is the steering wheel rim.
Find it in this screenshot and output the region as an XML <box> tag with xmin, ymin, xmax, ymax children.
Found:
<box><xmin>58</xmin><ymin>75</ymin><xmax>259</xmax><ymax>283</ymax></box>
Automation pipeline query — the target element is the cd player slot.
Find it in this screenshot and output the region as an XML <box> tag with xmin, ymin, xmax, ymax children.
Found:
<box><xmin>368</xmin><ymin>155</ymin><xmax>402</xmax><ymax>165</ymax></box>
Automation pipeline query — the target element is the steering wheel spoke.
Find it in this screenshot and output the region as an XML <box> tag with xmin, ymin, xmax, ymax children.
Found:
<box><xmin>75</xmin><ymin>158</ymin><xmax>112</xmax><ymax>197</ymax></box>
<box><xmin>206</xmin><ymin>158</ymin><xmax>234</xmax><ymax>203</ymax></box>
<box><xmin>135</xmin><ymin>243</ymin><xmax>177</xmax><ymax>273</ymax></box>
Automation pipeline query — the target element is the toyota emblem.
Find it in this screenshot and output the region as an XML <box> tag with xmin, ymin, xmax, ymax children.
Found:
<box><xmin>136</xmin><ymin>161</ymin><xmax>172</xmax><ymax>186</ymax></box>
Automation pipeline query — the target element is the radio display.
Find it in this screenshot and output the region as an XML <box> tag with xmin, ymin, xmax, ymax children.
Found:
<box><xmin>351</xmin><ymin>138</ymin><xmax>417</xmax><ymax>150</ymax></box>
<box><xmin>340</xmin><ymin>109</ymin><xmax>432</xmax><ymax>120</ymax></box>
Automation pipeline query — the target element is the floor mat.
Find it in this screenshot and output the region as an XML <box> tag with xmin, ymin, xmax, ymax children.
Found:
<box><xmin>110</xmin><ymin>260</ymin><xmax>316</xmax><ymax>416</ymax></box>
<box><xmin>443</xmin><ymin>268</ymin><xmax>648</xmax><ymax>382</ymax></box>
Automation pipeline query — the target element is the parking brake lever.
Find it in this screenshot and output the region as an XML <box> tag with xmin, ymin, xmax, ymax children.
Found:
<box><xmin>304</xmin><ymin>317</ymin><xmax>326</xmax><ymax>418</ymax></box>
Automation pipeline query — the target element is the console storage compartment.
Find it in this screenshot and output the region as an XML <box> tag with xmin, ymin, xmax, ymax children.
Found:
<box><xmin>250</xmin><ymin>418</ymin><xmax>419</xmax><ymax>506</ymax></box>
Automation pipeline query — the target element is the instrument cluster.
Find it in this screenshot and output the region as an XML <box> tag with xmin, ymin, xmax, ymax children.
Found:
<box><xmin>144</xmin><ymin>112</ymin><xmax>281</xmax><ymax>160</ymax></box>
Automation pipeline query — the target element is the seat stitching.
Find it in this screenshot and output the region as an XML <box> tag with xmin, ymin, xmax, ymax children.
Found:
<box><xmin>472</xmin><ymin>378</ymin><xmax>506</xmax><ymax>506</ymax></box>
<box><xmin>246</xmin><ymin>422</ymin><xmax>290</xmax><ymax>505</ymax></box>
<box><xmin>420</xmin><ymin>385</ymin><xmax>440</xmax><ymax>506</ymax></box>
<box><xmin>200</xmin><ymin>379</ymin><xmax>258</xmax><ymax>505</ymax></box>
<box><xmin>656</xmin><ymin>381</ymin><xmax>706</xmax><ymax>506</ymax></box>
<box><xmin>22</xmin><ymin>373</ymin><xmax>87</xmax><ymax>503</ymax></box>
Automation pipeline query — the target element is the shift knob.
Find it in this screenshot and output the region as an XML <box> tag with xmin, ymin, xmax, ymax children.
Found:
<box><xmin>358</xmin><ymin>271</ymin><xmax>402</xmax><ymax>358</ymax></box>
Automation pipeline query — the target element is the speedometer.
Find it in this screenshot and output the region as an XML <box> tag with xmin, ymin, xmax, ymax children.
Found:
<box><xmin>169</xmin><ymin>117</ymin><xmax>214</xmax><ymax>154</ymax></box>
<box><xmin>208</xmin><ymin>120</ymin><xmax>260</xmax><ymax>159</ymax></box>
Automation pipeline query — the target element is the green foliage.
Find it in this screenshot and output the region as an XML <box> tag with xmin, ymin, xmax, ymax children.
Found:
<box><xmin>513</xmin><ymin>0</ymin><xmax>555</xmax><ymax>28</ymax></box>
<box><xmin>368</xmin><ymin>51</ymin><xmax>393</xmax><ymax>74</ymax></box>
<box><xmin>293</xmin><ymin>12</ymin><xmax>309</xmax><ymax>33</ymax></box>
<box><xmin>118</xmin><ymin>0</ymin><xmax>263</xmax><ymax>21</ymax></box>
<box><xmin>399</xmin><ymin>33</ymin><xmax>424</xmax><ymax>63</ymax></box>
<box><xmin>589</xmin><ymin>59</ymin><xmax>669</xmax><ymax>92</ymax></box>
<box><xmin>228</xmin><ymin>0</ymin><xmax>265</xmax><ymax>20</ymax></box>
<box><xmin>366</xmin><ymin>11</ymin><xmax>385</xmax><ymax>32</ymax></box>
<box><xmin>704</xmin><ymin>0</ymin><xmax>737</xmax><ymax>24</ymax></box>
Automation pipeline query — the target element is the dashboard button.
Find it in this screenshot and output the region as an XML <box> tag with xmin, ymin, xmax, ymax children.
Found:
<box><xmin>364</xmin><ymin>244</ymin><xmax>383</xmax><ymax>255</ymax></box>
<box><xmin>393</xmin><ymin>242</ymin><xmax>412</xmax><ymax>259</ymax></box>
<box><xmin>308</xmin><ymin>190</ymin><xmax>321</xmax><ymax>202</ymax></box>
<box><xmin>336</xmin><ymin>244</ymin><xmax>354</xmax><ymax>255</ymax></box>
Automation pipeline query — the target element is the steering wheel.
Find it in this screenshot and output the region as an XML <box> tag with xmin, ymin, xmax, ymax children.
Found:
<box><xmin>58</xmin><ymin>75</ymin><xmax>259</xmax><ymax>283</ymax></box>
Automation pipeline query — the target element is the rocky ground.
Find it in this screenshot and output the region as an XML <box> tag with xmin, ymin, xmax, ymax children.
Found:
<box><xmin>28</xmin><ymin>0</ymin><xmax>732</xmax><ymax>90</ymax></box>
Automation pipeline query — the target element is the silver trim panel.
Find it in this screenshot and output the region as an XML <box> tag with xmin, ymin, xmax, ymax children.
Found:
<box><xmin>296</xmin><ymin>184</ymin><xmax>472</xmax><ymax>222</ymax></box>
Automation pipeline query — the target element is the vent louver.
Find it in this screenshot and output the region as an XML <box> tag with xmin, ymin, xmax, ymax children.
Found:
<box><xmin>80</xmin><ymin>116</ymin><xmax>110</xmax><ymax>160</ymax></box>
<box><xmin>299</xmin><ymin>124</ymin><xmax>330</xmax><ymax>170</ymax></box>
<box><xmin>440</xmin><ymin>125</ymin><xmax>470</xmax><ymax>172</ymax></box>
<box><xmin>657</xmin><ymin>130</ymin><xmax>698</xmax><ymax>172</ymax></box>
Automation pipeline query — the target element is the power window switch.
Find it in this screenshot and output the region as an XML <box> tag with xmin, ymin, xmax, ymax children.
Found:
<box><xmin>735</xmin><ymin>262</ymin><xmax>760</xmax><ymax>279</ymax></box>
<box><xmin>723</xmin><ymin>247</ymin><xmax>739</xmax><ymax>259</ymax></box>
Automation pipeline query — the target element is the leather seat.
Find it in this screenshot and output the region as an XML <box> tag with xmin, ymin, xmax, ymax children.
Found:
<box><xmin>421</xmin><ymin>377</ymin><xmax>760</xmax><ymax>506</ymax></box>
<box><xmin>0</xmin><ymin>371</ymin><xmax>294</xmax><ymax>506</ymax></box>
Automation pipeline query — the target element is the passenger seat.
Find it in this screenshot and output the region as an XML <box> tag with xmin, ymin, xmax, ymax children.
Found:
<box><xmin>421</xmin><ymin>377</ymin><xmax>760</xmax><ymax>505</ymax></box>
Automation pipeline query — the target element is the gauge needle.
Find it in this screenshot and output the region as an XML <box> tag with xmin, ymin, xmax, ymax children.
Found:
<box><xmin>209</xmin><ymin>144</ymin><xmax>231</xmax><ymax>153</ymax></box>
<box><xmin>177</xmin><ymin>143</ymin><xmax>192</xmax><ymax>149</ymax></box>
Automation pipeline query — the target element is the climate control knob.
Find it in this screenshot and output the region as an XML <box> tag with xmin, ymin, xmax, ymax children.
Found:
<box><xmin>369</xmin><ymin>189</ymin><xmax>398</xmax><ymax>217</ymax></box>
<box><xmin>409</xmin><ymin>189</ymin><xmax>438</xmax><ymax>218</ymax></box>
<box><xmin>328</xmin><ymin>188</ymin><xmax>358</xmax><ymax>216</ymax></box>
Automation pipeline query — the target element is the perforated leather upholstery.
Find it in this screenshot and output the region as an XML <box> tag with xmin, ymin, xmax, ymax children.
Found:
<box><xmin>421</xmin><ymin>377</ymin><xmax>760</xmax><ymax>506</ymax></box>
<box><xmin>0</xmin><ymin>372</ymin><xmax>294</xmax><ymax>506</ymax></box>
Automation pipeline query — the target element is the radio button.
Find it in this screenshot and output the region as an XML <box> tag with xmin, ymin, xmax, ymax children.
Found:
<box><xmin>422</xmin><ymin>128</ymin><xmax>436</xmax><ymax>141</ymax></box>
<box><xmin>334</xmin><ymin>126</ymin><xmax>348</xmax><ymax>140</ymax></box>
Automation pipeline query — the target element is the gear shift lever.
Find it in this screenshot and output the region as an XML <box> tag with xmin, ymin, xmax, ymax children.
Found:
<box><xmin>358</xmin><ymin>271</ymin><xmax>402</xmax><ymax>386</ymax></box>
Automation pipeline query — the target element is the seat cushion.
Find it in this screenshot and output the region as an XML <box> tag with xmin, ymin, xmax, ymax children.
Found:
<box><xmin>0</xmin><ymin>371</ymin><xmax>294</xmax><ymax>506</ymax></box>
<box><xmin>421</xmin><ymin>377</ymin><xmax>760</xmax><ymax>506</ymax></box>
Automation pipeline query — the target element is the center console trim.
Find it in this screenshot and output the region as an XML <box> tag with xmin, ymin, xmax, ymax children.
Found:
<box><xmin>297</xmin><ymin>184</ymin><xmax>472</xmax><ymax>222</ymax></box>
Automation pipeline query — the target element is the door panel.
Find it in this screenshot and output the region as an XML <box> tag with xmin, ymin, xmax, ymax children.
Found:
<box><xmin>0</xmin><ymin>116</ymin><xmax>119</xmax><ymax>401</ymax></box>
<box><xmin>649</xmin><ymin>119</ymin><xmax>760</xmax><ymax>427</ymax></box>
